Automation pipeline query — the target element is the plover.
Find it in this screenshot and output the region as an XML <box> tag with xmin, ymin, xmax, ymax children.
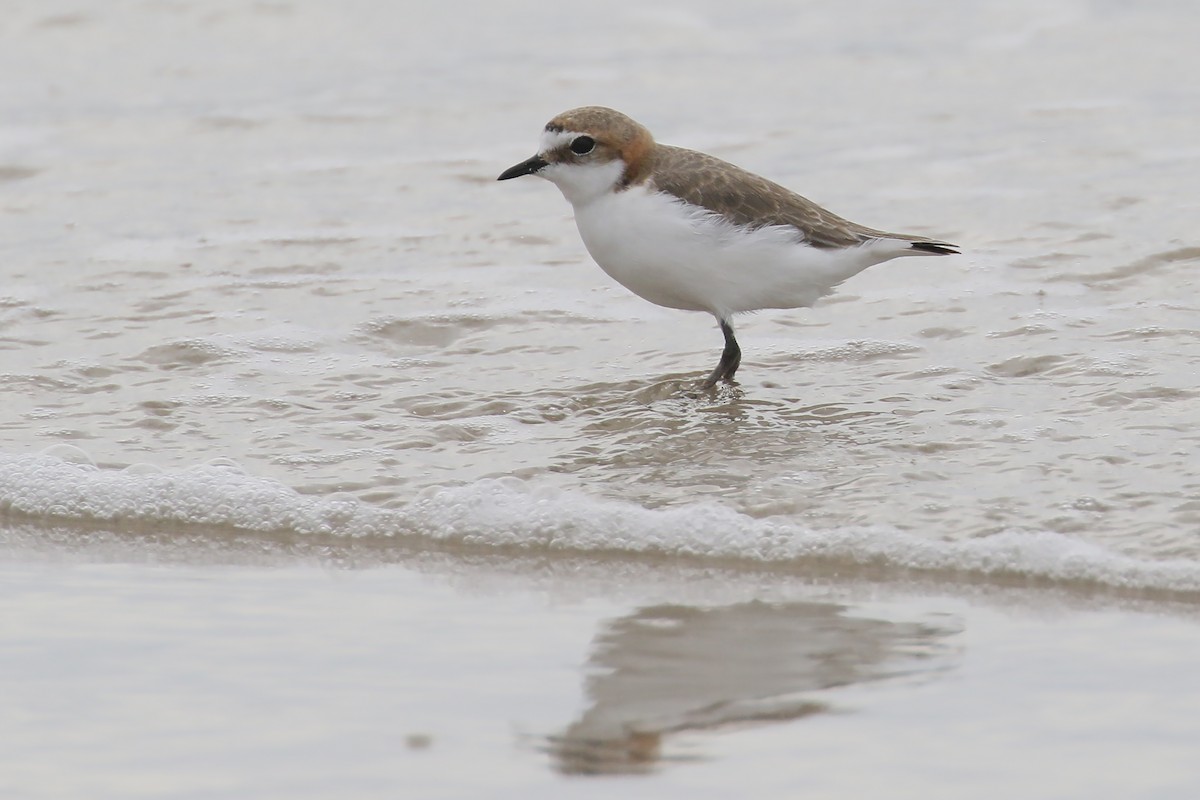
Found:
<box><xmin>498</xmin><ymin>106</ymin><xmax>958</xmax><ymax>388</ymax></box>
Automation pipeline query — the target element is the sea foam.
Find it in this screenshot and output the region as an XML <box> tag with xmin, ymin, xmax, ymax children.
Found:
<box><xmin>2</xmin><ymin>451</ymin><xmax>1198</xmax><ymax>595</ymax></box>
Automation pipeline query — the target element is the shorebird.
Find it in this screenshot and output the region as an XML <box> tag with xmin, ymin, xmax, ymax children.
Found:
<box><xmin>498</xmin><ymin>106</ymin><xmax>958</xmax><ymax>387</ymax></box>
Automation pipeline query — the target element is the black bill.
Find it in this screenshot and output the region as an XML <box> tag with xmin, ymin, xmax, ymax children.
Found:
<box><xmin>497</xmin><ymin>155</ymin><xmax>548</xmax><ymax>181</ymax></box>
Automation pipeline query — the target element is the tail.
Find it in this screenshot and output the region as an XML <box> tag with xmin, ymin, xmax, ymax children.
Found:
<box><xmin>861</xmin><ymin>235</ymin><xmax>961</xmax><ymax>263</ymax></box>
<box><xmin>908</xmin><ymin>240</ymin><xmax>960</xmax><ymax>256</ymax></box>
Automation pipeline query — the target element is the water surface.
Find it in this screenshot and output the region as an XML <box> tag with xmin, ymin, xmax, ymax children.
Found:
<box><xmin>2</xmin><ymin>0</ymin><xmax>1200</xmax><ymax>796</ymax></box>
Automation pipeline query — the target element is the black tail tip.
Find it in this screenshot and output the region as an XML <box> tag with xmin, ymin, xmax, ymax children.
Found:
<box><xmin>910</xmin><ymin>241</ymin><xmax>960</xmax><ymax>255</ymax></box>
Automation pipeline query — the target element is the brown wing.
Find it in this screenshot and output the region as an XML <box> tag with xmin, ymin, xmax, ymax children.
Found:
<box><xmin>646</xmin><ymin>145</ymin><xmax>946</xmax><ymax>250</ymax></box>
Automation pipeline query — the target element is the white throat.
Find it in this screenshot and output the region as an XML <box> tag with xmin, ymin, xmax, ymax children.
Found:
<box><xmin>539</xmin><ymin>159</ymin><xmax>625</xmax><ymax>207</ymax></box>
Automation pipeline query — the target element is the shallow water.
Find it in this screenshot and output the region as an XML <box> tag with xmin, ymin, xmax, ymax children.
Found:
<box><xmin>3</xmin><ymin>0</ymin><xmax>1200</xmax><ymax>796</ymax></box>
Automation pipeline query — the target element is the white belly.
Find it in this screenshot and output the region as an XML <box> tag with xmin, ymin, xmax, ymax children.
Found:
<box><xmin>570</xmin><ymin>186</ymin><xmax>886</xmax><ymax>319</ymax></box>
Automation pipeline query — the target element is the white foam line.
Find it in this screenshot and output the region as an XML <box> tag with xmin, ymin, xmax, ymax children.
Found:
<box><xmin>2</xmin><ymin>454</ymin><xmax>1199</xmax><ymax>595</ymax></box>
<box><xmin>0</xmin><ymin>454</ymin><xmax>397</xmax><ymax>538</ymax></box>
<box><xmin>404</xmin><ymin>480</ymin><xmax>1200</xmax><ymax>594</ymax></box>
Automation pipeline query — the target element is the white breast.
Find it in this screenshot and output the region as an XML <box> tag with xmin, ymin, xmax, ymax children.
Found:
<box><xmin>568</xmin><ymin>184</ymin><xmax>891</xmax><ymax>319</ymax></box>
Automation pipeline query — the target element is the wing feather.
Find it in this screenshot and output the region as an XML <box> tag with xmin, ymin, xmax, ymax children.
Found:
<box><xmin>645</xmin><ymin>145</ymin><xmax>956</xmax><ymax>253</ymax></box>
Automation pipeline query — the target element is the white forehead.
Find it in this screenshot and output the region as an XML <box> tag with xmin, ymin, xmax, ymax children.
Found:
<box><xmin>539</xmin><ymin>128</ymin><xmax>579</xmax><ymax>153</ymax></box>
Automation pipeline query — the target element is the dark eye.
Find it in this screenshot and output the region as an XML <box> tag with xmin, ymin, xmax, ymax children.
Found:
<box><xmin>570</xmin><ymin>136</ymin><xmax>595</xmax><ymax>155</ymax></box>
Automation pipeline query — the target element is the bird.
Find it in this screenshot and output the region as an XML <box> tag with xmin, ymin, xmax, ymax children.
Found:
<box><xmin>497</xmin><ymin>106</ymin><xmax>958</xmax><ymax>388</ymax></box>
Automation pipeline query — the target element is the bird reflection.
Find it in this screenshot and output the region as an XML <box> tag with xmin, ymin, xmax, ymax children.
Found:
<box><xmin>545</xmin><ymin>600</ymin><xmax>959</xmax><ymax>775</ymax></box>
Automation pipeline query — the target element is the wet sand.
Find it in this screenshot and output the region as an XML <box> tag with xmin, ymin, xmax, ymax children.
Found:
<box><xmin>3</xmin><ymin>537</ymin><xmax>1200</xmax><ymax>798</ymax></box>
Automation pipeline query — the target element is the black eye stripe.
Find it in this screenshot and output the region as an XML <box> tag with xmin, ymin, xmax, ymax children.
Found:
<box><xmin>569</xmin><ymin>135</ymin><xmax>595</xmax><ymax>155</ymax></box>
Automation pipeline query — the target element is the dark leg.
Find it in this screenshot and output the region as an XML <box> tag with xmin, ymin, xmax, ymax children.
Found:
<box><xmin>702</xmin><ymin>319</ymin><xmax>741</xmax><ymax>388</ymax></box>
